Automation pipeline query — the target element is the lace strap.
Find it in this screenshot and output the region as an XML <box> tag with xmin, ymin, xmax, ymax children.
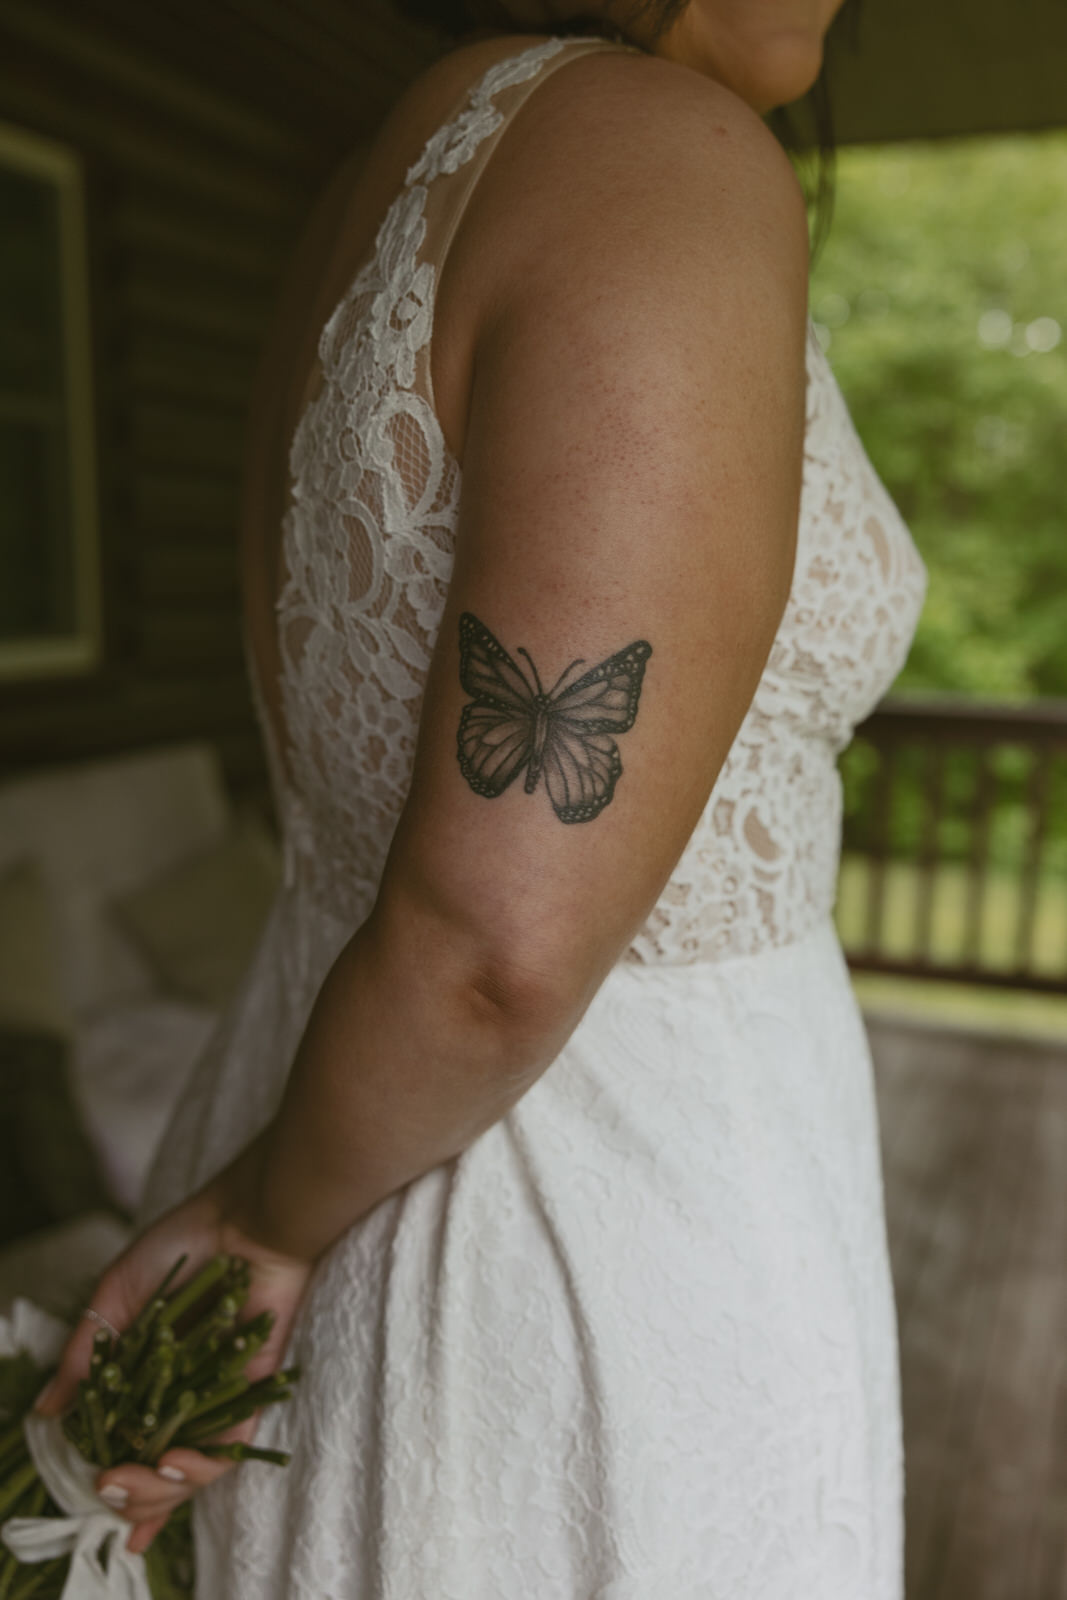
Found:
<box><xmin>408</xmin><ymin>36</ymin><xmax>633</xmax><ymax>419</ymax></box>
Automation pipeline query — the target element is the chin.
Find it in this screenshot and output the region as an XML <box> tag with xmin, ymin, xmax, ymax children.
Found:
<box><xmin>752</xmin><ymin>33</ymin><xmax>826</xmax><ymax>111</ymax></box>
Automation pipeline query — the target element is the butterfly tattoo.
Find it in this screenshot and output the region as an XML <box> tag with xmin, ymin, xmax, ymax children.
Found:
<box><xmin>456</xmin><ymin>612</ymin><xmax>652</xmax><ymax>824</ymax></box>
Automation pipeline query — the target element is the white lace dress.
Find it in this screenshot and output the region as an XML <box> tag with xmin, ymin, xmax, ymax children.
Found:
<box><xmin>140</xmin><ymin>36</ymin><xmax>928</xmax><ymax>1600</ymax></box>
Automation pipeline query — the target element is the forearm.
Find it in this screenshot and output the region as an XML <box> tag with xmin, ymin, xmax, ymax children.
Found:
<box><xmin>224</xmin><ymin>894</ymin><xmax>576</xmax><ymax>1263</ymax></box>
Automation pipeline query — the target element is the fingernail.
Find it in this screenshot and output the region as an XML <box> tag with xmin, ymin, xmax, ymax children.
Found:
<box><xmin>33</xmin><ymin>1379</ymin><xmax>58</xmax><ymax>1414</ymax></box>
<box><xmin>158</xmin><ymin>1465</ymin><xmax>186</xmax><ymax>1483</ymax></box>
<box><xmin>99</xmin><ymin>1484</ymin><xmax>129</xmax><ymax>1507</ymax></box>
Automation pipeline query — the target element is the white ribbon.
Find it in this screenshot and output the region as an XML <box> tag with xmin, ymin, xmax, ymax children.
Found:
<box><xmin>0</xmin><ymin>1411</ymin><xmax>150</xmax><ymax>1600</ymax></box>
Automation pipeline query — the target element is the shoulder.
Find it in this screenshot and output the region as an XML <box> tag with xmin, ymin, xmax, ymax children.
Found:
<box><xmin>455</xmin><ymin>46</ymin><xmax>810</xmax><ymax>347</ymax></box>
<box><xmin>478</xmin><ymin>46</ymin><xmax>806</xmax><ymax>268</ymax></box>
<box><xmin>457</xmin><ymin>52</ymin><xmax>810</xmax><ymax>525</ymax></box>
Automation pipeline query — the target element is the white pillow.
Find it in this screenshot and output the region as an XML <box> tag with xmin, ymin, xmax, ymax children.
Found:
<box><xmin>70</xmin><ymin>998</ymin><xmax>218</xmax><ymax>1214</ymax></box>
<box><xmin>0</xmin><ymin>744</ymin><xmax>231</xmax><ymax>1016</ymax></box>
<box><xmin>109</xmin><ymin>813</ymin><xmax>281</xmax><ymax>1008</ymax></box>
<box><xmin>0</xmin><ymin>858</ymin><xmax>71</xmax><ymax>1036</ymax></box>
<box><xmin>0</xmin><ymin>1217</ymin><xmax>134</xmax><ymax>1323</ymax></box>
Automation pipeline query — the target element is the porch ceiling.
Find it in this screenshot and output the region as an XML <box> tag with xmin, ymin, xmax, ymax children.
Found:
<box><xmin>828</xmin><ymin>0</ymin><xmax>1067</xmax><ymax>145</ymax></box>
<box><xmin>5</xmin><ymin>0</ymin><xmax>1064</xmax><ymax>162</ymax></box>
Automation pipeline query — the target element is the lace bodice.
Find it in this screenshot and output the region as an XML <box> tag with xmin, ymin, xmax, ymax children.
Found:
<box><xmin>257</xmin><ymin>35</ymin><xmax>927</xmax><ymax>967</ymax></box>
<box><xmin>150</xmin><ymin>48</ymin><xmax>913</xmax><ymax>1588</ymax></box>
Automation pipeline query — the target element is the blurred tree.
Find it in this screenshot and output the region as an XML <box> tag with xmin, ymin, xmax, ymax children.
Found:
<box><xmin>810</xmin><ymin>131</ymin><xmax>1067</xmax><ymax>701</ymax></box>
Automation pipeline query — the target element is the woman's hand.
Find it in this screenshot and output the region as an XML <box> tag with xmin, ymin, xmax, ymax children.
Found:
<box><xmin>34</xmin><ymin>1132</ymin><xmax>313</xmax><ymax>1555</ymax></box>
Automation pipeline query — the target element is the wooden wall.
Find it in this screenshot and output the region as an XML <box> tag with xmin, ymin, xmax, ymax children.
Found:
<box><xmin>0</xmin><ymin>0</ymin><xmax>1064</xmax><ymax>811</ymax></box>
<box><xmin>0</xmin><ymin>0</ymin><xmax>432</xmax><ymax>809</ymax></box>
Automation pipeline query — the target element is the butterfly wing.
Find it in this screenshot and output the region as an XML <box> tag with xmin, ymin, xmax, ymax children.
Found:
<box><xmin>541</xmin><ymin>730</ymin><xmax>624</xmax><ymax>824</ymax></box>
<box><xmin>458</xmin><ymin>702</ymin><xmax>536</xmax><ymax>797</ymax></box>
<box><xmin>458</xmin><ymin>612</ymin><xmax>536</xmax><ymax>712</ymax></box>
<box><xmin>542</xmin><ymin>640</ymin><xmax>652</xmax><ymax>823</ymax></box>
<box><xmin>456</xmin><ymin>613</ymin><xmax>537</xmax><ymax>798</ymax></box>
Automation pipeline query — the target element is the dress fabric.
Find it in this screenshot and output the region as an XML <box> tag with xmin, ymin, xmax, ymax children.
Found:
<box><xmin>140</xmin><ymin>36</ymin><xmax>928</xmax><ymax>1600</ymax></box>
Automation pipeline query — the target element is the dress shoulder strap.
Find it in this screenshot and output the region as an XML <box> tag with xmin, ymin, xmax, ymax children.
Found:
<box><xmin>407</xmin><ymin>35</ymin><xmax>631</xmax><ymax>195</ymax></box>
<box><xmin>404</xmin><ymin>35</ymin><xmax>635</xmax><ymax>419</ymax></box>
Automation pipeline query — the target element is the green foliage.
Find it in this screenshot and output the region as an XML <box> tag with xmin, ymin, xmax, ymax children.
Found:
<box><xmin>0</xmin><ymin>1353</ymin><xmax>47</xmax><ymax>1424</ymax></box>
<box><xmin>811</xmin><ymin>131</ymin><xmax>1067</xmax><ymax>701</ymax></box>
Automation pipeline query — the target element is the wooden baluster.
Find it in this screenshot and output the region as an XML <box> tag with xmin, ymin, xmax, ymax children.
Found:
<box><xmin>914</xmin><ymin>742</ymin><xmax>945</xmax><ymax>965</ymax></box>
<box><xmin>964</xmin><ymin>744</ymin><xmax>997</xmax><ymax>972</ymax></box>
<box><xmin>864</xmin><ymin>740</ymin><xmax>897</xmax><ymax>961</ymax></box>
<box><xmin>1014</xmin><ymin>745</ymin><xmax>1053</xmax><ymax>976</ymax></box>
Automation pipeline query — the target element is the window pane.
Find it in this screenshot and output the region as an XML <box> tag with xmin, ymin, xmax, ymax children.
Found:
<box><xmin>0</xmin><ymin>128</ymin><xmax>98</xmax><ymax>674</ymax></box>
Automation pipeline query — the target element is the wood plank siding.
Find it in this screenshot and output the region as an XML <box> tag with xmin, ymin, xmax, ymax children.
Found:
<box><xmin>0</xmin><ymin>0</ymin><xmax>433</xmax><ymax>808</ymax></box>
<box><xmin>0</xmin><ymin>0</ymin><xmax>1064</xmax><ymax>812</ymax></box>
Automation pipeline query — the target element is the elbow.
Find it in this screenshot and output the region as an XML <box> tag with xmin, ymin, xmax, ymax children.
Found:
<box><xmin>369</xmin><ymin>875</ymin><xmax>584</xmax><ymax>1057</ymax></box>
<box><xmin>460</xmin><ymin>945</ymin><xmax>577</xmax><ymax>1044</ymax></box>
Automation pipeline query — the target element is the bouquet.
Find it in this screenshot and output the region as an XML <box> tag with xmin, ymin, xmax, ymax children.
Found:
<box><xmin>0</xmin><ymin>1254</ymin><xmax>299</xmax><ymax>1599</ymax></box>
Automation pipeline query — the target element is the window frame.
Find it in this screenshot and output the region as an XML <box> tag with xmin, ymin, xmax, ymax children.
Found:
<box><xmin>0</xmin><ymin>118</ymin><xmax>101</xmax><ymax>680</ymax></box>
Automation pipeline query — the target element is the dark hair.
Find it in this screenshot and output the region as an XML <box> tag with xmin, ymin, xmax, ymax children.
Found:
<box><xmin>390</xmin><ymin>0</ymin><xmax>689</xmax><ymax>48</ymax></box>
<box><xmin>768</xmin><ymin>69</ymin><xmax>837</xmax><ymax>263</ymax></box>
<box><xmin>391</xmin><ymin>0</ymin><xmax>861</xmax><ymax>259</ymax></box>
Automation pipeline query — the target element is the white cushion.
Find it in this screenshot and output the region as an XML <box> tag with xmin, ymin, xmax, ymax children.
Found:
<box><xmin>69</xmin><ymin>998</ymin><xmax>217</xmax><ymax>1213</ymax></box>
<box><xmin>0</xmin><ymin>744</ymin><xmax>231</xmax><ymax>1017</ymax></box>
<box><xmin>0</xmin><ymin>1214</ymin><xmax>134</xmax><ymax>1322</ymax></box>
<box><xmin>110</xmin><ymin>813</ymin><xmax>281</xmax><ymax>1007</ymax></box>
<box><xmin>0</xmin><ymin>858</ymin><xmax>71</xmax><ymax>1036</ymax></box>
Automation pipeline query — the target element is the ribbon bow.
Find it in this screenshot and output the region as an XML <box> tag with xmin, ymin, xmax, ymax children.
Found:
<box><xmin>0</xmin><ymin>1411</ymin><xmax>150</xmax><ymax>1599</ymax></box>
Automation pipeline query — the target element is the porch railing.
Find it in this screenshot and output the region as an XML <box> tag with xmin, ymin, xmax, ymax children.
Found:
<box><xmin>836</xmin><ymin>696</ymin><xmax>1067</xmax><ymax>994</ymax></box>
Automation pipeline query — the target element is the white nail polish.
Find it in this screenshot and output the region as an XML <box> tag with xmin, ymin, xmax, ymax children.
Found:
<box><xmin>99</xmin><ymin>1484</ymin><xmax>129</xmax><ymax>1507</ymax></box>
<box><xmin>158</xmin><ymin>1465</ymin><xmax>186</xmax><ymax>1483</ymax></box>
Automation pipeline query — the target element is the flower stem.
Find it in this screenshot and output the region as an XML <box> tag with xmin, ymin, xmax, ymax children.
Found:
<box><xmin>155</xmin><ymin>1256</ymin><xmax>232</xmax><ymax>1331</ymax></box>
<box><xmin>198</xmin><ymin>1442</ymin><xmax>291</xmax><ymax>1466</ymax></box>
<box><xmin>0</xmin><ymin>1458</ymin><xmax>38</xmax><ymax>1522</ymax></box>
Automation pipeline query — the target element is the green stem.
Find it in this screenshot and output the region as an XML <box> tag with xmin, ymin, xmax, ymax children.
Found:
<box><xmin>0</xmin><ymin>1458</ymin><xmax>38</xmax><ymax>1521</ymax></box>
<box><xmin>179</xmin><ymin>1363</ymin><xmax>295</xmax><ymax>1440</ymax></box>
<box><xmin>140</xmin><ymin>1391</ymin><xmax>197</xmax><ymax>1464</ymax></box>
<box><xmin>198</xmin><ymin>1441</ymin><xmax>291</xmax><ymax>1466</ymax></box>
<box><xmin>0</xmin><ymin>1549</ymin><xmax>18</xmax><ymax>1600</ymax></box>
<box><xmin>114</xmin><ymin>1253</ymin><xmax>187</xmax><ymax>1376</ymax></box>
<box><xmin>173</xmin><ymin>1297</ymin><xmax>240</xmax><ymax>1383</ymax></box>
<box><xmin>177</xmin><ymin>1388</ymin><xmax>293</xmax><ymax>1448</ymax></box>
<box><xmin>0</xmin><ymin>1441</ymin><xmax>28</xmax><ymax>1483</ymax></box>
<box><xmin>142</xmin><ymin>1349</ymin><xmax>174</xmax><ymax>1428</ymax></box>
<box><xmin>88</xmin><ymin>1328</ymin><xmax>112</xmax><ymax>1381</ymax></box>
<box><xmin>178</xmin><ymin>1375</ymin><xmax>249</xmax><ymax>1428</ymax></box>
<box><xmin>82</xmin><ymin>1388</ymin><xmax>110</xmax><ymax>1467</ymax></box>
<box><xmin>153</xmin><ymin>1254</ymin><xmax>190</xmax><ymax>1298</ymax></box>
<box><xmin>156</xmin><ymin>1256</ymin><xmax>232</xmax><ymax>1331</ymax></box>
<box><xmin>130</xmin><ymin>1333</ymin><xmax>175</xmax><ymax>1407</ymax></box>
<box><xmin>0</xmin><ymin>1420</ymin><xmax>25</xmax><ymax>1460</ymax></box>
<box><xmin>98</xmin><ymin>1363</ymin><xmax>123</xmax><ymax>1394</ymax></box>
<box><xmin>7</xmin><ymin>1555</ymin><xmax>68</xmax><ymax>1600</ymax></box>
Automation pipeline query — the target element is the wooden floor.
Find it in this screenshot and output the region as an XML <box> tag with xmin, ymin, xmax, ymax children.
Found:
<box><xmin>867</xmin><ymin>1011</ymin><xmax>1067</xmax><ymax>1600</ymax></box>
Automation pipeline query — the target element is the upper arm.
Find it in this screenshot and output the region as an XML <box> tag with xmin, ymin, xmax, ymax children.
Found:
<box><xmin>376</xmin><ymin>60</ymin><xmax>810</xmax><ymax>1016</ymax></box>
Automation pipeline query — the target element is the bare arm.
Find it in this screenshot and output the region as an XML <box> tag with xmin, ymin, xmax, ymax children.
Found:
<box><xmin>223</xmin><ymin>64</ymin><xmax>810</xmax><ymax>1263</ymax></box>
<box><xmin>31</xmin><ymin>64</ymin><xmax>809</xmax><ymax>1553</ymax></box>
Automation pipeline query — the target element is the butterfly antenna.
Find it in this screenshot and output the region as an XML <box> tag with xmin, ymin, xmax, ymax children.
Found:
<box><xmin>516</xmin><ymin>647</ymin><xmax>546</xmax><ymax>697</ymax></box>
<box><xmin>547</xmin><ymin>658</ymin><xmax>585</xmax><ymax>697</ymax></box>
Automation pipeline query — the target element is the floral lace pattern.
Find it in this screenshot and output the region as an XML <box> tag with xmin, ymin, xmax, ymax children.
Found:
<box><xmin>155</xmin><ymin>925</ymin><xmax>906</xmax><ymax>1600</ymax></box>
<box><xmin>270</xmin><ymin>39</ymin><xmax>925</xmax><ymax>966</ymax></box>
<box><xmin>142</xmin><ymin>37</ymin><xmax>921</xmax><ymax>1600</ymax></box>
<box><xmin>270</xmin><ymin>42</ymin><xmax>573</xmax><ymax>917</ymax></box>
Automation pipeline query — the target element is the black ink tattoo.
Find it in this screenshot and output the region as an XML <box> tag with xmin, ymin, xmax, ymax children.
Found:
<box><xmin>456</xmin><ymin>612</ymin><xmax>652</xmax><ymax>824</ymax></box>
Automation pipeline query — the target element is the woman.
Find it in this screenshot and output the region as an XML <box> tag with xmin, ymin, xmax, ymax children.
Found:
<box><xmin>38</xmin><ymin>1</ymin><xmax>927</xmax><ymax>1593</ymax></box>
